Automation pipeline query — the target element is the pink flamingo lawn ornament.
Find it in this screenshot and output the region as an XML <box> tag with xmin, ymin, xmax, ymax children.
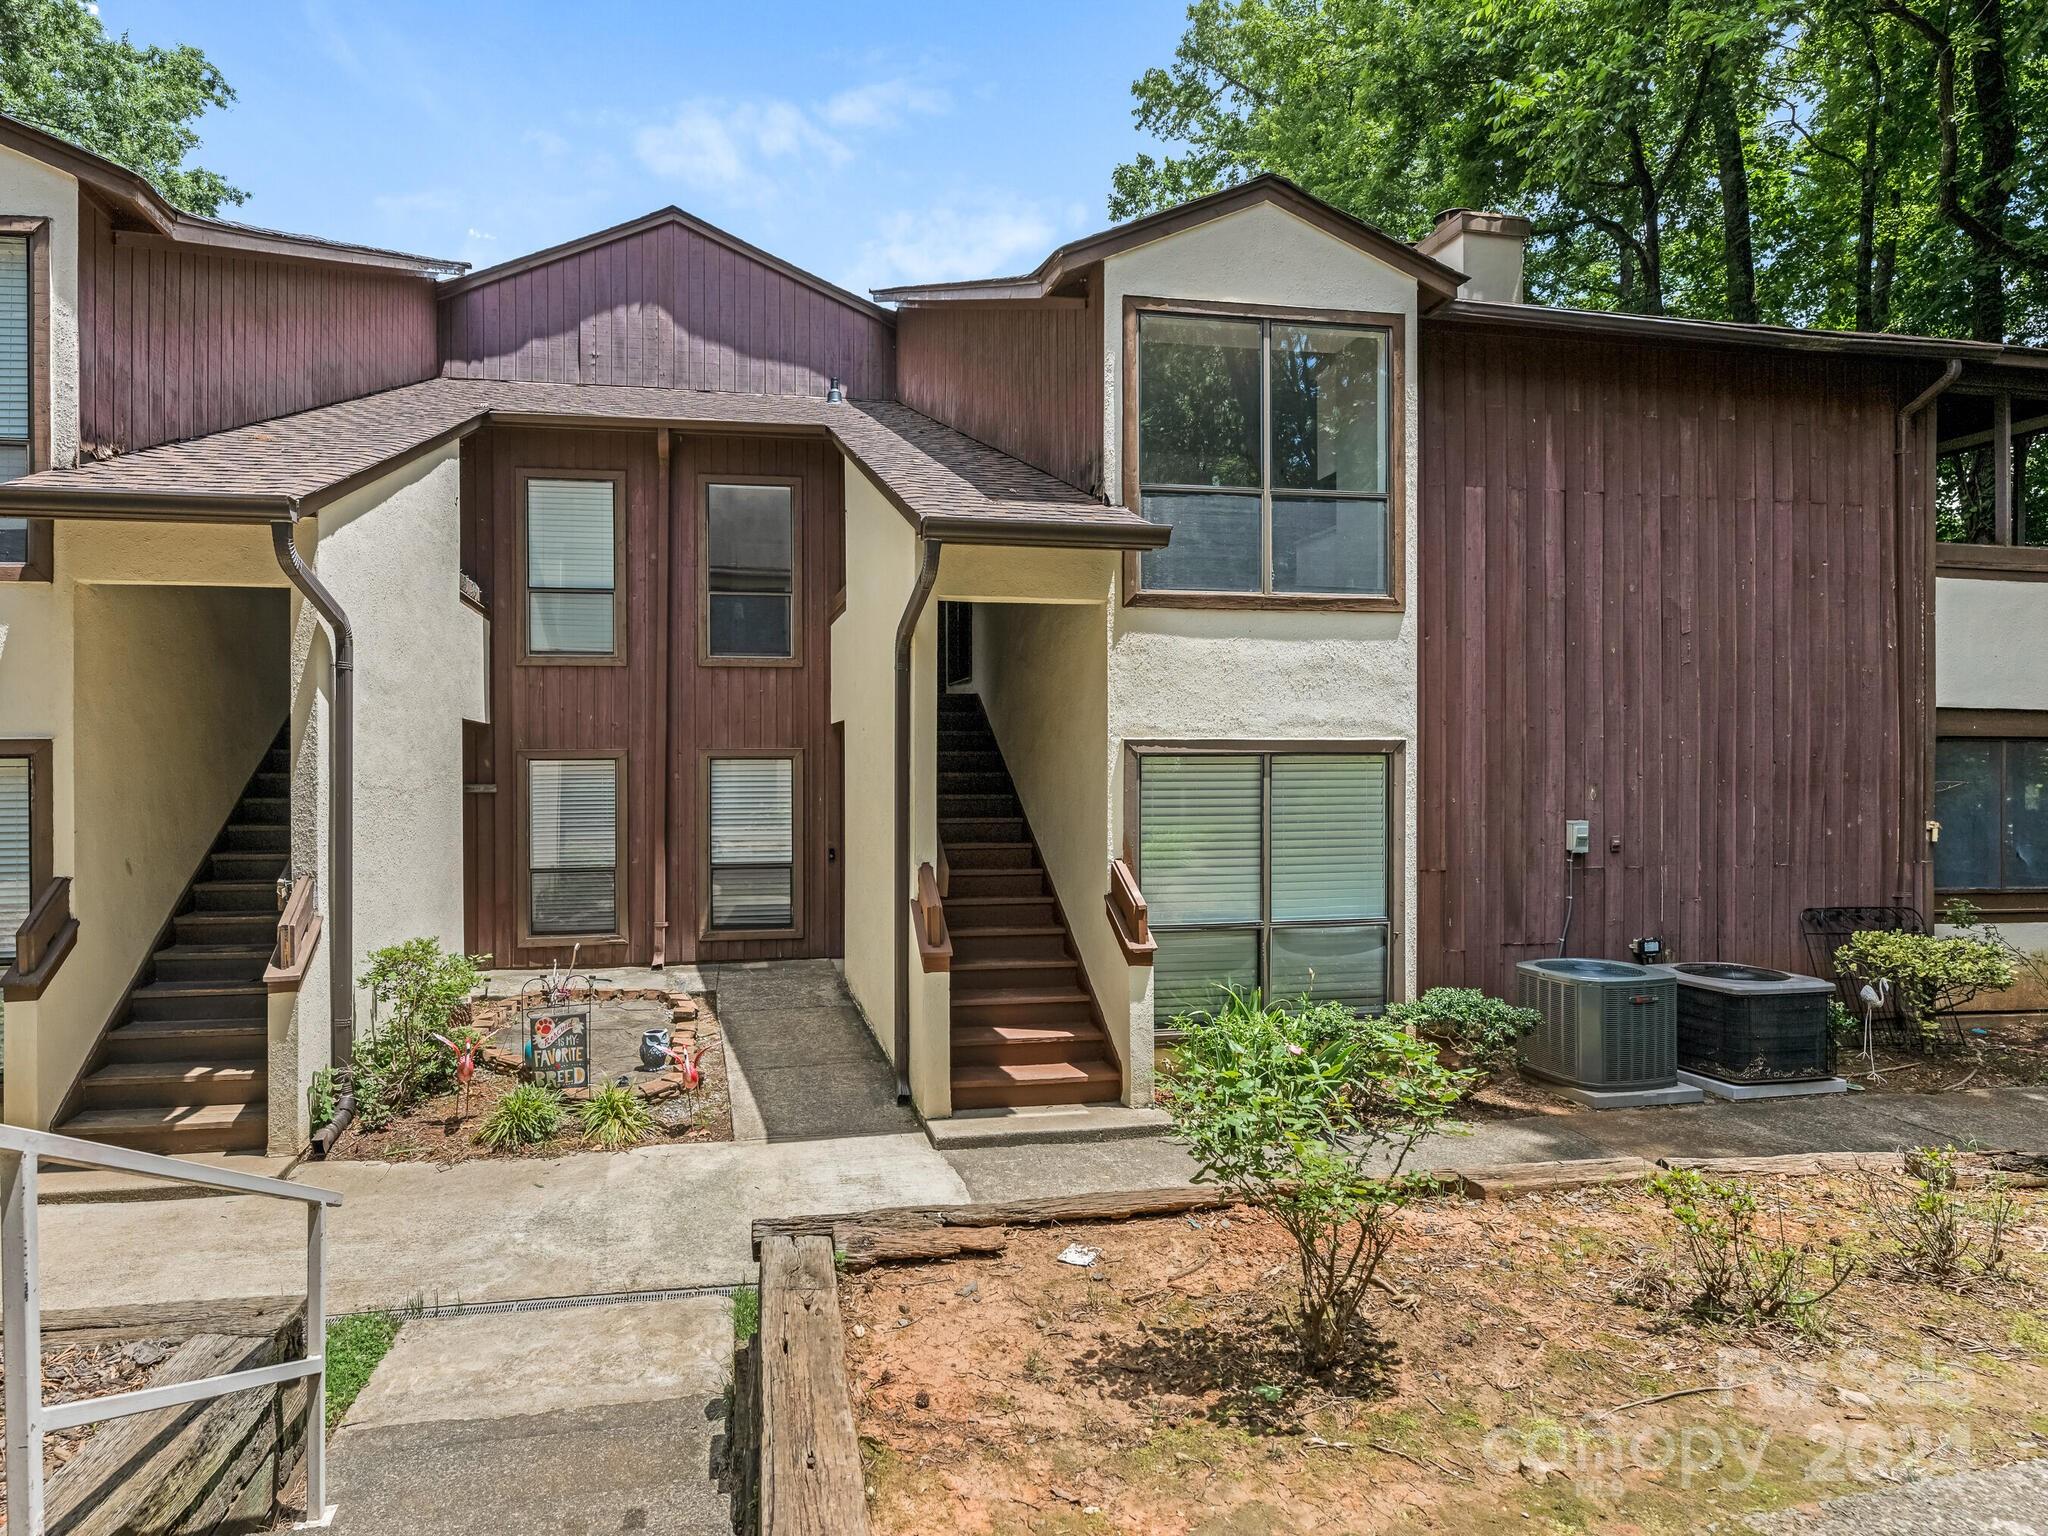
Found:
<box><xmin>659</xmin><ymin>1040</ymin><xmax>711</xmax><ymax>1091</ymax></box>
<box><xmin>430</xmin><ymin>1032</ymin><xmax>480</xmax><ymax>1120</ymax></box>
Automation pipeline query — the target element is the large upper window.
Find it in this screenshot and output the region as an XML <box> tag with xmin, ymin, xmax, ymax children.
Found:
<box><xmin>526</xmin><ymin>756</ymin><xmax>623</xmax><ymax>938</ymax></box>
<box><xmin>1936</xmin><ymin>736</ymin><xmax>2047</xmax><ymax>894</ymax></box>
<box><xmin>707</xmin><ymin>755</ymin><xmax>798</xmax><ymax>933</ymax></box>
<box><xmin>1136</xmin><ymin>750</ymin><xmax>1392</xmax><ymax>1024</ymax></box>
<box><xmin>1935</xmin><ymin>387</ymin><xmax>2048</xmax><ymax>550</ymax></box>
<box><xmin>1</xmin><ymin>233</ymin><xmax>30</xmax><ymax>564</ymax></box>
<box><xmin>1135</xmin><ymin>311</ymin><xmax>1392</xmax><ymax>599</ymax></box>
<box><xmin>704</xmin><ymin>480</ymin><xmax>796</xmax><ymax>661</ymax></box>
<box><xmin>523</xmin><ymin>475</ymin><xmax>620</xmax><ymax>660</ymax></box>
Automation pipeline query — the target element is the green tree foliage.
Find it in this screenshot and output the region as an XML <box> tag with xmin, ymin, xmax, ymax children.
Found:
<box><xmin>0</xmin><ymin>0</ymin><xmax>245</xmax><ymax>216</ymax></box>
<box><xmin>1115</xmin><ymin>0</ymin><xmax>2048</xmax><ymax>342</ymax></box>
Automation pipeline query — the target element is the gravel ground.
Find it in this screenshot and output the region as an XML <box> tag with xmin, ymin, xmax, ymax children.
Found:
<box><xmin>1747</xmin><ymin>1457</ymin><xmax>2048</xmax><ymax>1535</ymax></box>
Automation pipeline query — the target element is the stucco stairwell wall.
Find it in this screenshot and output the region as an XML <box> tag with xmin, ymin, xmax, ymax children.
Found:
<box><xmin>1098</xmin><ymin>203</ymin><xmax>1425</xmax><ymax>1013</ymax></box>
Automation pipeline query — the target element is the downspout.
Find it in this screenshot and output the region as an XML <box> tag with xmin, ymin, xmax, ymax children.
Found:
<box><xmin>271</xmin><ymin>518</ymin><xmax>356</xmax><ymax>1089</ymax></box>
<box><xmin>892</xmin><ymin>538</ymin><xmax>944</xmax><ymax>1103</ymax></box>
<box><xmin>1896</xmin><ymin>358</ymin><xmax>1961</xmax><ymax>915</ymax></box>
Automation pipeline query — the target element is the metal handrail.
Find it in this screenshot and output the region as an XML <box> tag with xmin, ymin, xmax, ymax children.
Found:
<box><xmin>0</xmin><ymin>1123</ymin><xmax>343</xmax><ymax>1532</ymax></box>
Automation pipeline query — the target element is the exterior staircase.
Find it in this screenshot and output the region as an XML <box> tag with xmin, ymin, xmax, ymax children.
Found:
<box><xmin>938</xmin><ymin>693</ymin><xmax>1120</xmax><ymax>1111</ymax></box>
<box><xmin>57</xmin><ymin>732</ymin><xmax>287</xmax><ymax>1152</ymax></box>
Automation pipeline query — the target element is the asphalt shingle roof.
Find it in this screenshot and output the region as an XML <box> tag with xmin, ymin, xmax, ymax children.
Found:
<box><xmin>0</xmin><ymin>377</ymin><xmax>1161</xmax><ymax>547</ymax></box>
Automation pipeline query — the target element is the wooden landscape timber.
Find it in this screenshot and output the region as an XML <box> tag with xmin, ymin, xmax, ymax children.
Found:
<box><xmin>757</xmin><ymin>1234</ymin><xmax>868</xmax><ymax>1536</ymax></box>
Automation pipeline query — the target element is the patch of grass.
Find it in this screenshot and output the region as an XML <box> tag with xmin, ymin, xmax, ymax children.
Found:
<box><xmin>579</xmin><ymin>1083</ymin><xmax>653</xmax><ymax>1150</ymax></box>
<box><xmin>2010</xmin><ymin>1310</ymin><xmax>2048</xmax><ymax>1362</ymax></box>
<box><xmin>325</xmin><ymin>1312</ymin><xmax>401</xmax><ymax>1429</ymax></box>
<box><xmin>476</xmin><ymin>1082</ymin><xmax>564</xmax><ymax>1148</ymax></box>
<box><xmin>732</xmin><ymin>1284</ymin><xmax>760</xmax><ymax>1344</ymax></box>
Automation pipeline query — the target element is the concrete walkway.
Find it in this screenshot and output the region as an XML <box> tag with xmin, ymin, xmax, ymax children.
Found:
<box><xmin>704</xmin><ymin>960</ymin><xmax>914</xmax><ymax>1143</ymax></box>
<box><xmin>329</xmin><ymin>1296</ymin><xmax>735</xmax><ymax>1535</ymax></box>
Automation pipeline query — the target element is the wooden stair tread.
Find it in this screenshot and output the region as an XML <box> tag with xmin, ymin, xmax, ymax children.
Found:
<box><xmin>86</xmin><ymin>1061</ymin><xmax>263</xmax><ymax>1085</ymax></box>
<box><xmin>952</xmin><ymin>955</ymin><xmax>1073</xmax><ymax>970</ymax></box>
<box><xmin>952</xmin><ymin>1060</ymin><xmax>1119</xmax><ymax>1088</ymax></box>
<box><xmin>133</xmin><ymin>979</ymin><xmax>266</xmax><ymax>998</ymax></box>
<box><xmin>947</xmin><ymin>922</ymin><xmax>1065</xmax><ymax>938</ymax></box>
<box><xmin>950</xmin><ymin>985</ymin><xmax>1092</xmax><ymax>1007</ymax></box>
<box><xmin>62</xmin><ymin>1102</ymin><xmax>268</xmax><ymax>1133</ymax></box>
<box><xmin>156</xmin><ymin>943</ymin><xmax>272</xmax><ymax>958</ymax></box>
<box><xmin>953</xmin><ymin>1021</ymin><xmax>1104</xmax><ymax>1047</ymax></box>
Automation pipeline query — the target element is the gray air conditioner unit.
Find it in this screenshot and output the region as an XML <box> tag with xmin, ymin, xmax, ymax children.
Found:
<box><xmin>1515</xmin><ymin>959</ymin><xmax>1701</xmax><ymax>1108</ymax></box>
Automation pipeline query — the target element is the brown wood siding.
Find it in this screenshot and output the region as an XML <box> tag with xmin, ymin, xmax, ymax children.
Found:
<box><xmin>895</xmin><ymin>297</ymin><xmax>1103</xmax><ymax>494</ymax></box>
<box><xmin>74</xmin><ymin>196</ymin><xmax>438</xmax><ymax>455</ymax></box>
<box><xmin>460</xmin><ymin>423</ymin><xmax>843</xmax><ymax>968</ymax></box>
<box><xmin>438</xmin><ymin>220</ymin><xmax>894</xmax><ymax>401</ymax></box>
<box><xmin>1416</xmin><ymin>323</ymin><xmax>1934</xmax><ymax>996</ymax></box>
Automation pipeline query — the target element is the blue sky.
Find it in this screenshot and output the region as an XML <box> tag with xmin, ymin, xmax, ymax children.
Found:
<box><xmin>106</xmin><ymin>1</ymin><xmax>1192</xmax><ymax>294</ymax></box>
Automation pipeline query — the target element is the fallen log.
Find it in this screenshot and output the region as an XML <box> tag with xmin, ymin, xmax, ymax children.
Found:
<box><xmin>752</xmin><ymin>1186</ymin><xmax>1234</xmax><ymax>1257</ymax></box>
<box><xmin>1656</xmin><ymin>1152</ymin><xmax>1907</xmax><ymax>1178</ymax></box>
<box><xmin>1457</xmin><ymin>1156</ymin><xmax>1657</xmax><ymax>1200</ymax></box>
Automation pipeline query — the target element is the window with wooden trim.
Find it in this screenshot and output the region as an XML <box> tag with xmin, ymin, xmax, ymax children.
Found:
<box><xmin>704</xmin><ymin>480</ymin><xmax>797</xmax><ymax>661</ymax></box>
<box><xmin>1936</xmin><ymin>387</ymin><xmax>2048</xmax><ymax>549</ymax></box>
<box><xmin>1935</xmin><ymin>737</ymin><xmax>2048</xmax><ymax>895</ymax></box>
<box><xmin>523</xmin><ymin>475</ymin><xmax>620</xmax><ymax>659</ymax></box>
<box><xmin>1135</xmin><ymin>750</ymin><xmax>1391</xmax><ymax>1023</ymax></box>
<box><xmin>0</xmin><ymin>751</ymin><xmax>30</xmax><ymax>966</ymax></box>
<box><xmin>707</xmin><ymin>755</ymin><xmax>798</xmax><ymax>933</ymax></box>
<box><xmin>1</xmin><ymin>232</ymin><xmax>30</xmax><ymax>563</ymax></box>
<box><xmin>526</xmin><ymin>757</ymin><xmax>623</xmax><ymax>938</ymax></box>
<box><xmin>1135</xmin><ymin>311</ymin><xmax>1392</xmax><ymax>598</ymax></box>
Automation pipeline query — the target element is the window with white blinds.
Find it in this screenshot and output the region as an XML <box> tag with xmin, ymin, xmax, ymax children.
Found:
<box><xmin>706</xmin><ymin>482</ymin><xmax>795</xmax><ymax>659</ymax></box>
<box><xmin>528</xmin><ymin>758</ymin><xmax>620</xmax><ymax>935</ymax></box>
<box><xmin>525</xmin><ymin>477</ymin><xmax>617</xmax><ymax>656</ymax></box>
<box><xmin>0</xmin><ymin>756</ymin><xmax>29</xmax><ymax>967</ymax></box>
<box><xmin>1138</xmin><ymin>750</ymin><xmax>1391</xmax><ymax>1024</ymax></box>
<box><xmin>1</xmin><ymin>233</ymin><xmax>29</xmax><ymax>560</ymax></box>
<box><xmin>709</xmin><ymin>756</ymin><xmax>796</xmax><ymax>931</ymax></box>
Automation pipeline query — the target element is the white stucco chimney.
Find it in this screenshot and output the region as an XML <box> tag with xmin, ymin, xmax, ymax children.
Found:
<box><xmin>1416</xmin><ymin>209</ymin><xmax>1531</xmax><ymax>304</ymax></box>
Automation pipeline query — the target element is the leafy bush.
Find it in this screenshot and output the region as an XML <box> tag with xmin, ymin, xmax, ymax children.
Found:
<box><xmin>580</xmin><ymin>1084</ymin><xmax>653</xmax><ymax>1150</ymax></box>
<box><xmin>1864</xmin><ymin>1145</ymin><xmax>2017</xmax><ymax>1282</ymax></box>
<box><xmin>1833</xmin><ymin>924</ymin><xmax>2014</xmax><ymax>1041</ymax></box>
<box><xmin>1646</xmin><ymin>1169</ymin><xmax>1853</xmax><ymax>1325</ymax></box>
<box><xmin>351</xmin><ymin>939</ymin><xmax>485</xmax><ymax>1127</ymax></box>
<box><xmin>1162</xmin><ymin>988</ymin><xmax>1466</xmax><ymax>1371</ymax></box>
<box><xmin>308</xmin><ymin>1066</ymin><xmax>337</xmax><ymax>1132</ymax></box>
<box><xmin>476</xmin><ymin>1082</ymin><xmax>565</xmax><ymax>1149</ymax></box>
<box><xmin>1384</xmin><ymin>987</ymin><xmax>1541</xmax><ymax>1077</ymax></box>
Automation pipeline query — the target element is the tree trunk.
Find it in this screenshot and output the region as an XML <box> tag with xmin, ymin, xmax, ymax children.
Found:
<box><xmin>1708</xmin><ymin>71</ymin><xmax>1759</xmax><ymax>323</ymax></box>
<box><xmin>1968</xmin><ymin>0</ymin><xmax>2014</xmax><ymax>342</ymax></box>
<box><xmin>1854</xmin><ymin>23</ymin><xmax>1885</xmax><ymax>331</ymax></box>
<box><xmin>1627</xmin><ymin>127</ymin><xmax>1665</xmax><ymax>314</ymax></box>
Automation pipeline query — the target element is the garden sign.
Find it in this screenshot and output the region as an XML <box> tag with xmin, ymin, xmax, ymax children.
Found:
<box><xmin>524</xmin><ymin>1001</ymin><xmax>591</xmax><ymax>1091</ymax></box>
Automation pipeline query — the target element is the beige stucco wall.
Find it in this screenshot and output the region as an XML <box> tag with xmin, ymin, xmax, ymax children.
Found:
<box><xmin>272</xmin><ymin>445</ymin><xmax>486</xmax><ymax>1149</ymax></box>
<box><xmin>1098</xmin><ymin>204</ymin><xmax>1424</xmax><ymax>1015</ymax></box>
<box><xmin>0</xmin><ymin>141</ymin><xmax>80</xmax><ymax>467</ymax></box>
<box><xmin>831</xmin><ymin>460</ymin><xmax>947</xmax><ymax>1114</ymax></box>
<box><xmin>1935</xmin><ymin>576</ymin><xmax>2048</xmax><ymax>711</ymax></box>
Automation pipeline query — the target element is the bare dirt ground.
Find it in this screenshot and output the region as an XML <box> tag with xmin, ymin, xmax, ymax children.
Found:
<box><xmin>1842</xmin><ymin>1011</ymin><xmax>2048</xmax><ymax>1095</ymax></box>
<box><xmin>844</xmin><ymin>1177</ymin><xmax>2048</xmax><ymax>1535</ymax></box>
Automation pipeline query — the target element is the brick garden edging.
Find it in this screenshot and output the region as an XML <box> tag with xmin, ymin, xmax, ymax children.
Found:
<box><xmin>467</xmin><ymin>987</ymin><xmax>712</xmax><ymax>1104</ymax></box>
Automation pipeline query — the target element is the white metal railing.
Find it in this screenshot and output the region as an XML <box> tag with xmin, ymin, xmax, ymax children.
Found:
<box><xmin>0</xmin><ymin>1124</ymin><xmax>343</xmax><ymax>1532</ymax></box>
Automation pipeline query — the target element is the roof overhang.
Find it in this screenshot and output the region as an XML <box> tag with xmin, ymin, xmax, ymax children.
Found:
<box><xmin>0</xmin><ymin>111</ymin><xmax>463</xmax><ymax>276</ymax></box>
<box><xmin>873</xmin><ymin>175</ymin><xmax>1467</xmax><ymax>310</ymax></box>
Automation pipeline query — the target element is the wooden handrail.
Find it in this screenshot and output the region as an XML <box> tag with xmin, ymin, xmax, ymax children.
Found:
<box><xmin>1105</xmin><ymin>858</ymin><xmax>1156</xmax><ymax>966</ymax></box>
<box><xmin>264</xmin><ymin>875</ymin><xmax>323</xmax><ymax>994</ymax></box>
<box><xmin>912</xmin><ymin>861</ymin><xmax>952</xmax><ymax>973</ymax></box>
<box><xmin>2</xmin><ymin>878</ymin><xmax>79</xmax><ymax>1002</ymax></box>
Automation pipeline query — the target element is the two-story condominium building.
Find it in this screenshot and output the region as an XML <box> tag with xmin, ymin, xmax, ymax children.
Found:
<box><xmin>2</xmin><ymin>112</ymin><xmax>2044</xmax><ymax>1153</ymax></box>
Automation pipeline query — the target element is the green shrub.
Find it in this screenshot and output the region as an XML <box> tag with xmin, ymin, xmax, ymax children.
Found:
<box><xmin>1864</xmin><ymin>1145</ymin><xmax>2018</xmax><ymax>1282</ymax></box>
<box><xmin>1162</xmin><ymin>988</ymin><xmax>1466</xmax><ymax>1371</ymax></box>
<box><xmin>1646</xmin><ymin>1169</ymin><xmax>1853</xmax><ymax>1325</ymax></box>
<box><xmin>351</xmin><ymin>939</ymin><xmax>486</xmax><ymax>1127</ymax></box>
<box><xmin>1833</xmin><ymin>923</ymin><xmax>2014</xmax><ymax>1041</ymax></box>
<box><xmin>580</xmin><ymin>1083</ymin><xmax>653</xmax><ymax>1150</ymax></box>
<box><xmin>476</xmin><ymin>1082</ymin><xmax>565</xmax><ymax>1149</ymax></box>
<box><xmin>308</xmin><ymin>1066</ymin><xmax>337</xmax><ymax>1132</ymax></box>
<box><xmin>1384</xmin><ymin>987</ymin><xmax>1541</xmax><ymax>1078</ymax></box>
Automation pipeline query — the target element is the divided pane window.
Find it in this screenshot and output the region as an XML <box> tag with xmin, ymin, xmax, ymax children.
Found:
<box><xmin>528</xmin><ymin>758</ymin><xmax>619</xmax><ymax>936</ymax></box>
<box><xmin>525</xmin><ymin>477</ymin><xmax>617</xmax><ymax>656</ymax></box>
<box><xmin>1139</xmin><ymin>751</ymin><xmax>1391</xmax><ymax>1023</ymax></box>
<box><xmin>706</xmin><ymin>482</ymin><xmax>795</xmax><ymax>659</ymax></box>
<box><xmin>1</xmin><ymin>233</ymin><xmax>30</xmax><ymax>559</ymax></box>
<box><xmin>709</xmin><ymin>757</ymin><xmax>795</xmax><ymax>931</ymax></box>
<box><xmin>1936</xmin><ymin>737</ymin><xmax>2048</xmax><ymax>891</ymax></box>
<box><xmin>1137</xmin><ymin>312</ymin><xmax>1391</xmax><ymax>597</ymax></box>
<box><xmin>0</xmin><ymin>755</ymin><xmax>29</xmax><ymax>966</ymax></box>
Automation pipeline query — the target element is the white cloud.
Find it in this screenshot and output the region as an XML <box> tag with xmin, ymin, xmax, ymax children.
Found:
<box><xmin>633</xmin><ymin>98</ymin><xmax>849</xmax><ymax>194</ymax></box>
<box><xmin>842</xmin><ymin>201</ymin><xmax>1065</xmax><ymax>294</ymax></box>
<box><xmin>466</xmin><ymin>227</ymin><xmax>497</xmax><ymax>243</ymax></box>
<box><xmin>819</xmin><ymin>79</ymin><xmax>950</xmax><ymax>132</ymax></box>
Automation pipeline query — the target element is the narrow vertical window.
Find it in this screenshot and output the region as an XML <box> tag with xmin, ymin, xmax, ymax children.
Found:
<box><xmin>524</xmin><ymin>476</ymin><xmax>619</xmax><ymax>658</ymax></box>
<box><xmin>708</xmin><ymin>756</ymin><xmax>796</xmax><ymax>931</ymax></box>
<box><xmin>705</xmin><ymin>481</ymin><xmax>796</xmax><ymax>660</ymax></box>
<box><xmin>0</xmin><ymin>233</ymin><xmax>30</xmax><ymax>561</ymax></box>
<box><xmin>528</xmin><ymin>758</ymin><xmax>621</xmax><ymax>936</ymax></box>
<box><xmin>0</xmin><ymin>754</ymin><xmax>29</xmax><ymax>966</ymax></box>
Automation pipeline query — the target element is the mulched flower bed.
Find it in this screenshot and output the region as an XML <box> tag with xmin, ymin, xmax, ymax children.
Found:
<box><xmin>325</xmin><ymin>990</ymin><xmax>732</xmax><ymax>1163</ymax></box>
<box><xmin>845</xmin><ymin>1177</ymin><xmax>2048</xmax><ymax>1534</ymax></box>
<box><xmin>0</xmin><ymin>1339</ymin><xmax>165</xmax><ymax>1500</ymax></box>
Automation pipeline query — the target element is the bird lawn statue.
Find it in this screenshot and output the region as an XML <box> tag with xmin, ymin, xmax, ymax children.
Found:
<box><xmin>659</xmin><ymin>1040</ymin><xmax>712</xmax><ymax>1091</ymax></box>
<box><xmin>430</xmin><ymin>1032</ymin><xmax>481</xmax><ymax>1120</ymax></box>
